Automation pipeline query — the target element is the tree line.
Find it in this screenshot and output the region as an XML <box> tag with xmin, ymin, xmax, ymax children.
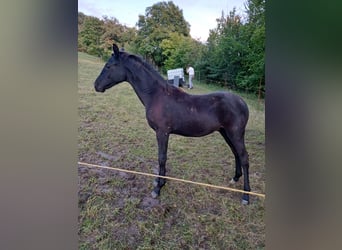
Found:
<box><xmin>78</xmin><ymin>0</ymin><xmax>265</xmax><ymax>96</ymax></box>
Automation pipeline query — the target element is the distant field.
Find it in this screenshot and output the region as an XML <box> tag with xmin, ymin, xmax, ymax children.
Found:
<box><xmin>78</xmin><ymin>52</ymin><xmax>265</xmax><ymax>249</ymax></box>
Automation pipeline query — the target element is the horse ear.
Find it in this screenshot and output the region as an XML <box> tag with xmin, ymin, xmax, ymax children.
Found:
<box><xmin>113</xmin><ymin>44</ymin><xmax>120</xmax><ymax>58</ymax></box>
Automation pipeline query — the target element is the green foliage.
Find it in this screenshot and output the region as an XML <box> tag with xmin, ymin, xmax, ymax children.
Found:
<box><xmin>78</xmin><ymin>12</ymin><xmax>136</xmax><ymax>59</ymax></box>
<box><xmin>100</xmin><ymin>16</ymin><xmax>137</xmax><ymax>60</ymax></box>
<box><xmin>160</xmin><ymin>33</ymin><xmax>205</xmax><ymax>73</ymax></box>
<box><xmin>200</xmin><ymin>0</ymin><xmax>265</xmax><ymax>95</ymax></box>
<box><xmin>79</xmin><ymin>15</ymin><xmax>104</xmax><ymax>57</ymax></box>
<box><xmin>77</xmin><ymin>0</ymin><xmax>265</xmax><ymax>97</ymax></box>
<box><xmin>133</xmin><ymin>1</ymin><xmax>190</xmax><ymax>67</ymax></box>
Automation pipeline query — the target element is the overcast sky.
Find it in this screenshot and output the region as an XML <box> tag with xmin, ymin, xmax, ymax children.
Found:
<box><xmin>78</xmin><ymin>0</ymin><xmax>247</xmax><ymax>42</ymax></box>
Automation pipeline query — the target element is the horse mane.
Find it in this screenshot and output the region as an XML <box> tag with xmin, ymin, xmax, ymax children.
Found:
<box><xmin>121</xmin><ymin>53</ymin><xmax>166</xmax><ymax>82</ymax></box>
<box><xmin>120</xmin><ymin>52</ymin><xmax>185</xmax><ymax>95</ymax></box>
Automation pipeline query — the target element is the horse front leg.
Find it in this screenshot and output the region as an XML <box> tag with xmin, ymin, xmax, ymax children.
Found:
<box><xmin>151</xmin><ymin>131</ymin><xmax>169</xmax><ymax>198</ymax></box>
<box><xmin>240</xmin><ymin>149</ymin><xmax>251</xmax><ymax>204</ymax></box>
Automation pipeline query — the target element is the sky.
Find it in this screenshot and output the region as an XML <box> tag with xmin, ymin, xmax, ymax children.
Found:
<box><xmin>78</xmin><ymin>0</ymin><xmax>247</xmax><ymax>42</ymax></box>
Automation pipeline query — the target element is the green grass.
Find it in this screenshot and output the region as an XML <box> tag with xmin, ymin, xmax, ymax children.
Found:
<box><xmin>78</xmin><ymin>52</ymin><xmax>265</xmax><ymax>249</ymax></box>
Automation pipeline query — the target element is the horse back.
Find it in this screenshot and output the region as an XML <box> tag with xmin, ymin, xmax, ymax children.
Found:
<box><xmin>146</xmin><ymin>89</ymin><xmax>248</xmax><ymax>136</ymax></box>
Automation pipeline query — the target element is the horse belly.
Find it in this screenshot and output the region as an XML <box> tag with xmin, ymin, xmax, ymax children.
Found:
<box><xmin>172</xmin><ymin>114</ymin><xmax>219</xmax><ymax>137</ymax></box>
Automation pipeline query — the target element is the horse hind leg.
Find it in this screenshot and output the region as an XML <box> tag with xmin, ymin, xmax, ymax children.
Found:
<box><xmin>219</xmin><ymin>129</ymin><xmax>242</xmax><ymax>183</ymax></box>
<box><xmin>219</xmin><ymin>128</ymin><xmax>251</xmax><ymax>204</ymax></box>
<box><xmin>238</xmin><ymin>144</ymin><xmax>251</xmax><ymax>204</ymax></box>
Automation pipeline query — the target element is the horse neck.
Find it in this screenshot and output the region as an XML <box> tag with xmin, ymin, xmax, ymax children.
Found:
<box><xmin>124</xmin><ymin>56</ymin><xmax>165</xmax><ymax>107</ymax></box>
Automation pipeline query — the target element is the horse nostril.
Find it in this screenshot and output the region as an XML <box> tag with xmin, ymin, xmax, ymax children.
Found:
<box><xmin>95</xmin><ymin>85</ymin><xmax>105</xmax><ymax>92</ymax></box>
<box><xmin>94</xmin><ymin>83</ymin><xmax>102</xmax><ymax>92</ymax></box>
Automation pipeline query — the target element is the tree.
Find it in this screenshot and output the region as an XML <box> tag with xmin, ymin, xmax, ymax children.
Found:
<box><xmin>204</xmin><ymin>9</ymin><xmax>246</xmax><ymax>88</ymax></box>
<box><xmin>79</xmin><ymin>15</ymin><xmax>104</xmax><ymax>56</ymax></box>
<box><xmin>100</xmin><ymin>16</ymin><xmax>137</xmax><ymax>59</ymax></box>
<box><xmin>78</xmin><ymin>12</ymin><xmax>137</xmax><ymax>59</ymax></box>
<box><xmin>134</xmin><ymin>1</ymin><xmax>190</xmax><ymax>67</ymax></box>
<box><xmin>160</xmin><ymin>33</ymin><xmax>204</xmax><ymax>73</ymax></box>
<box><xmin>199</xmin><ymin>1</ymin><xmax>265</xmax><ymax>95</ymax></box>
<box><xmin>78</xmin><ymin>12</ymin><xmax>87</xmax><ymax>51</ymax></box>
<box><xmin>238</xmin><ymin>0</ymin><xmax>265</xmax><ymax>95</ymax></box>
<box><xmin>100</xmin><ymin>16</ymin><xmax>124</xmax><ymax>50</ymax></box>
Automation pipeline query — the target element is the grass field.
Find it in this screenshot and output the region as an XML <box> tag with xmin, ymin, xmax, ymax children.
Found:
<box><xmin>78</xmin><ymin>52</ymin><xmax>265</xmax><ymax>249</ymax></box>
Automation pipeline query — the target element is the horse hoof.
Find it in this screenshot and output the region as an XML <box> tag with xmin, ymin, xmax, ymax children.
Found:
<box><xmin>241</xmin><ymin>199</ymin><xmax>249</xmax><ymax>205</ymax></box>
<box><xmin>151</xmin><ymin>191</ymin><xmax>159</xmax><ymax>199</ymax></box>
<box><xmin>153</xmin><ymin>179</ymin><xmax>159</xmax><ymax>187</ymax></box>
<box><xmin>229</xmin><ymin>178</ymin><xmax>237</xmax><ymax>184</ymax></box>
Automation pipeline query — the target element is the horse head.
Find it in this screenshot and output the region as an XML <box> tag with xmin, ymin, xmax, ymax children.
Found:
<box><xmin>94</xmin><ymin>44</ymin><xmax>127</xmax><ymax>92</ymax></box>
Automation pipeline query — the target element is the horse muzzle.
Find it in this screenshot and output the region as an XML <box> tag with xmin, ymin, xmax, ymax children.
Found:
<box><xmin>94</xmin><ymin>84</ymin><xmax>105</xmax><ymax>93</ymax></box>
